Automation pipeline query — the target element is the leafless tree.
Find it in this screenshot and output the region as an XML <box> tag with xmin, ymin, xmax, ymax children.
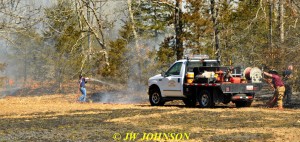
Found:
<box><xmin>73</xmin><ymin>0</ymin><xmax>126</xmax><ymax>74</ymax></box>
<box><xmin>0</xmin><ymin>0</ymin><xmax>42</xmax><ymax>43</ymax></box>
<box><xmin>0</xmin><ymin>0</ymin><xmax>43</xmax><ymax>85</ymax></box>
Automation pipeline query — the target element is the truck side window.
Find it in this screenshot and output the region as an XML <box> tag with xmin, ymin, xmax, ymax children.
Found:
<box><xmin>165</xmin><ymin>62</ymin><xmax>183</xmax><ymax>76</ymax></box>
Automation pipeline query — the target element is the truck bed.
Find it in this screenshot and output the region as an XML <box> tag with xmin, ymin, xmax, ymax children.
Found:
<box><xmin>184</xmin><ymin>82</ymin><xmax>263</xmax><ymax>94</ymax></box>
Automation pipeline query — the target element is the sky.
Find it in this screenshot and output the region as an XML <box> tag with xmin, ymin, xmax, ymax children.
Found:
<box><xmin>24</xmin><ymin>0</ymin><xmax>56</xmax><ymax>7</ymax></box>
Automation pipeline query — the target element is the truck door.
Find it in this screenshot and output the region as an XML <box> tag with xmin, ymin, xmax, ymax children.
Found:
<box><xmin>161</xmin><ymin>62</ymin><xmax>184</xmax><ymax>97</ymax></box>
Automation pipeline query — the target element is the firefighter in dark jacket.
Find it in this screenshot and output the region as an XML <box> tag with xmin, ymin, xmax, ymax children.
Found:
<box><xmin>78</xmin><ymin>75</ymin><xmax>89</xmax><ymax>102</ymax></box>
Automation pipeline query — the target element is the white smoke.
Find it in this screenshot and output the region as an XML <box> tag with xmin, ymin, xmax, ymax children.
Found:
<box><xmin>88</xmin><ymin>78</ymin><xmax>148</xmax><ymax>103</ymax></box>
<box><xmin>90</xmin><ymin>90</ymin><xmax>147</xmax><ymax>104</ymax></box>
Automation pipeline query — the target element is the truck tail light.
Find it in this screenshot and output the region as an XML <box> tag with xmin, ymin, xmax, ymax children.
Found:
<box><xmin>232</xmin><ymin>95</ymin><xmax>253</xmax><ymax>100</ymax></box>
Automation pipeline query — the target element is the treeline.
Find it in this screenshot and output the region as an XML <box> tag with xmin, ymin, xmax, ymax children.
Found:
<box><xmin>1</xmin><ymin>0</ymin><xmax>300</xmax><ymax>91</ymax></box>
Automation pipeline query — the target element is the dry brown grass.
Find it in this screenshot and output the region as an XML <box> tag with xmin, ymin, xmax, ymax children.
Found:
<box><xmin>1</xmin><ymin>94</ymin><xmax>300</xmax><ymax>141</ymax></box>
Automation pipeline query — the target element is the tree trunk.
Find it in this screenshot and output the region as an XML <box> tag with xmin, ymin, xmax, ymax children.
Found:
<box><xmin>210</xmin><ymin>0</ymin><xmax>220</xmax><ymax>60</ymax></box>
<box><xmin>175</xmin><ymin>0</ymin><xmax>183</xmax><ymax>60</ymax></box>
<box><xmin>269</xmin><ymin>0</ymin><xmax>273</xmax><ymax>48</ymax></box>
<box><xmin>279</xmin><ymin>0</ymin><xmax>284</xmax><ymax>43</ymax></box>
<box><xmin>87</xmin><ymin>0</ymin><xmax>92</xmax><ymax>59</ymax></box>
<box><xmin>127</xmin><ymin>0</ymin><xmax>142</xmax><ymax>85</ymax></box>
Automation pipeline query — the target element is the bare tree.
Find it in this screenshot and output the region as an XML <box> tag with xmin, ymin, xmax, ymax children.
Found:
<box><xmin>278</xmin><ymin>0</ymin><xmax>284</xmax><ymax>43</ymax></box>
<box><xmin>210</xmin><ymin>0</ymin><xmax>220</xmax><ymax>60</ymax></box>
<box><xmin>269</xmin><ymin>0</ymin><xmax>274</xmax><ymax>48</ymax></box>
<box><xmin>0</xmin><ymin>0</ymin><xmax>43</xmax><ymax>85</ymax></box>
<box><xmin>0</xmin><ymin>0</ymin><xmax>42</xmax><ymax>42</ymax></box>
<box><xmin>74</xmin><ymin>0</ymin><xmax>113</xmax><ymax>75</ymax></box>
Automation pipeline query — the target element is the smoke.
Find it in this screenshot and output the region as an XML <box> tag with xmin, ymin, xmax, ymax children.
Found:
<box><xmin>85</xmin><ymin>0</ymin><xmax>167</xmax><ymax>104</ymax></box>
<box><xmin>90</xmin><ymin>78</ymin><xmax>116</xmax><ymax>87</ymax></box>
<box><xmin>90</xmin><ymin>37</ymin><xmax>165</xmax><ymax>104</ymax></box>
<box><xmin>0</xmin><ymin>85</ymin><xmax>22</xmax><ymax>98</ymax></box>
<box><xmin>88</xmin><ymin>78</ymin><xmax>148</xmax><ymax>104</ymax></box>
<box><xmin>0</xmin><ymin>41</ymin><xmax>21</xmax><ymax>98</ymax></box>
<box><xmin>0</xmin><ymin>0</ymin><xmax>55</xmax><ymax>98</ymax></box>
<box><xmin>90</xmin><ymin>90</ymin><xmax>147</xmax><ymax>104</ymax></box>
<box><xmin>86</xmin><ymin>40</ymin><xmax>156</xmax><ymax>104</ymax></box>
<box><xmin>0</xmin><ymin>0</ymin><xmax>163</xmax><ymax>105</ymax></box>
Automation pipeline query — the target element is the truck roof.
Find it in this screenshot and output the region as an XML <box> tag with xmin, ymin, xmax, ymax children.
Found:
<box><xmin>177</xmin><ymin>59</ymin><xmax>219</xmax><ymax>63</ymax></box>
<box><xmin>175</xmin><ymin>59</ymin><xmax>220</xmax><ymax>69</ymax></box>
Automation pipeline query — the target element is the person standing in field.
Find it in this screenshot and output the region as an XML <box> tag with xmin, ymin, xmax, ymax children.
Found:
<box><xmin>264</xmin><ymin>70</ymin><xmax>285</xmax><ymax>110</ymax></box>
<box><xmin>283</xmin><ymin>65</ymin><xmax>293</xmax><ymax>105</ymax></box>
<box><xmin>79</xmin><ymin>75</ymin><xmax>89</xmax><ymax>102</ymax></box>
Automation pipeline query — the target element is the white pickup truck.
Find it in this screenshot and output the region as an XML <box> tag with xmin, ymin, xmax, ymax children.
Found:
<box><xmin>148</xmin><ymin>55</ymin><xmax>263</xmax><ymax>108</ymax></box>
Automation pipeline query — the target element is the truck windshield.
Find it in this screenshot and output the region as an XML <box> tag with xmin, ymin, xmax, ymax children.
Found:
<box><xmin>205</xmin><ymin>62</ymin><xmax>219</xmax><ymax>67</ymax></box>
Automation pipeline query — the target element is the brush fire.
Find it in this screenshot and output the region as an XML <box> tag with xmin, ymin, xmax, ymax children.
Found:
<box><xmin>1</xmin><ymin>54</ymin><xmax>300</xmax><ymax>141</ymax></box>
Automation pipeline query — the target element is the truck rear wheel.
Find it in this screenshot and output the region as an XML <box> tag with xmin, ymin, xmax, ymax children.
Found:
<box><xmin>235</xmin><ymin>101</ymin><xmax>252</xmax><ymax>108</ymax></box>
<box><xmin>183</xmin><ymin>98</ymin><xmax>197</xmax><ymax>107</ymax></box>
<box><xmin>149</xmin><ymin>89</ymin><xmax>165</xmax><ymax>106</ymax></box>
<box><xmin>198</xmin><ymin>90</ymin><xmax>214</xmax><ymax>108</ymax></box>
<box><xmin>222</xmin><ymin>95</ymin><xmax>231</xmax><ymax>104</ymax></box>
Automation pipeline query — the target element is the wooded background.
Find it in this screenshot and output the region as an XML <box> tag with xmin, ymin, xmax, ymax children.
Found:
<box><xmin>1</xmin><ymin>0</ymin><xmax>300</xmax><ymax>92</ymax></box>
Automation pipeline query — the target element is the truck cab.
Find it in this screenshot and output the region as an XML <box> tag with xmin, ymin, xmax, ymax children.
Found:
<box><xmin>148</xmin><ymin>55</ymin><xmax>263</xmax><ymax>108</ymax></box>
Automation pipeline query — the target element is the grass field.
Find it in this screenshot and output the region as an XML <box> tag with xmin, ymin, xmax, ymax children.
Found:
<box><xmin>1</xmin><ymin>92</ymin><xmax>300</xmax><ymax>142</ymax></box>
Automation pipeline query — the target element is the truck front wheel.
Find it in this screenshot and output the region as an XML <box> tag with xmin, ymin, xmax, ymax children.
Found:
<box><xmin>198</xmin><ymin>90</ymin><xmax>215</xmax><ymax>108</ymax></box>
<box><xmin>149</xmin><ymin>89</ymin><xmax>165</xmax><ymax>106</ymax></box>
